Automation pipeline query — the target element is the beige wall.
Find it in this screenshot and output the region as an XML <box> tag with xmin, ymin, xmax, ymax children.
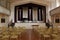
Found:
<box><xmin>9</xmin><ymin>0</ymin><xmax>48</xmax><ymax>28</ymax></box>
<box><xmin>10</xmin><ymin>0</ymin><xmax>50</xmax><ymax>22</ymax></box>
<box><xmin>10</xmin><ymin>0</ymin><xmax>50</xmax><ymax>6</ymax></box>
<box><xmin>51</xmin><ymin>13</ymin><xmax>60</xmax><ymax>26</ymax></box>
<box><xmin>0</xmin><ymin>6</ymin><xmax>10</xmax><ymax>15</ymax></box>
<box><xmin>9</xmin><ymin>0</ymin><xmax>60</xmax><ymax>28</ymax></box>
<box><xmin>0</xmin><ymin>14</ymin><xmax>9</xmax><ymax>27</ymax></box>
<box><xmin>0</xmin><ymin>0</ymin><xmax>60</xmax><ymax>27</ymax></box>
<box><xmin>47</xmin><ymin>0</ymin><xmax>60</xmax><ymax>22</ymax></box>
<box><xmin>0</xmin><ymin>6</ymin><xmax>10</xmax><ymax>27</ymax></box>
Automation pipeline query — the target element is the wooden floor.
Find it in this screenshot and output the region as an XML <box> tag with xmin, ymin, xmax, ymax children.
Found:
<box><xmin>19</xmin><ymin>29</ymin><xmax>41</xmax><ymax>40</ymax></box>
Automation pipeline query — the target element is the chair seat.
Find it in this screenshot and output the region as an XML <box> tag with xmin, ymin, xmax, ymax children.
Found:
<box><xmin>2</xmin><ymin>35</ymin><xmax>10</xmax><ymax>38</ymax></box>
<box><xmin>51</xmin><ymin>34</ymin><xmax>58</xmax><ymax>37</ymax></box>
<box><xmin>43</xmin><ymin>35</ymin><xmax>50</xmax><ymax>37</ymax></box>
<box><xmin>16</xmin><ymin>32</ymin><xmax>21</xmax><ymax>35</ymax></box>
<box><xmin>11</xmin><ymin>35</ymin><xmax>18</xmax><ymax>38</ymax></box>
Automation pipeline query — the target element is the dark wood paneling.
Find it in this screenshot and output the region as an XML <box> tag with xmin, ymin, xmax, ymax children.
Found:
<box><xmin>15</xmin><ymin>3</ymin><xmax>46</xmax><ymax>23</ymax></box>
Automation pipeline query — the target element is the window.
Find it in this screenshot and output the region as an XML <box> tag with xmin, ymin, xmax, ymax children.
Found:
<box><xmin>18</xmin><ymin>8</ymin><xmax>22</xmax><ymax>21</ymax></box>
<box><xmin>28</xmin><ymin>7</ymin><xmax>33</xmax><ymax>21</ymax></box>
<box><xmin>55</xmin><ymin>19</ymin><xmax>59</xmax><ymax>23</ymax></box>
<box><xmin>1</xmin><ymin>18</ymin><xmax>5</xmax><ymax>23</ymax></box>
<box><xmin>38</xmin><ymin>8</ymin><xmax>42</xmax><ymax>21</ymax></box>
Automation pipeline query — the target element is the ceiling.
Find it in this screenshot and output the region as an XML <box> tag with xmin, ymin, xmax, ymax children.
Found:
<box><xmin>9</xmin><ymin>0</ymin><xmax>20</xmax><ymax>3</ymax></box>
<box><xmin>9</xmin><ymin>0</ymin><xmax>52</xmax><ymax>3</ymax></box>
<box><xmin>0</xmin><ymin>0</ymin><xmax>56</xmax><ymax>4</ymax></box>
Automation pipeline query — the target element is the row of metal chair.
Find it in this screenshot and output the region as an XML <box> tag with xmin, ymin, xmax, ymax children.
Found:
<box><xmin>33</xmin><ymin>26</ymin><xmax>60</xmax><ymax>40</ymax></box>
<box><xmin>0</xmin><ymin>26</ymin><xmax>26</xmax><ymax>40</ymax></box>
<box><xmin>0</xmin><ymin>26</ymin><xmax>60</xmax><ymax>40</ymax></box>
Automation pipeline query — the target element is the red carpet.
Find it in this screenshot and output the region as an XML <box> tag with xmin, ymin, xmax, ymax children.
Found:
<box><xmin>18</xmin><ymin>29</ymin><xmax>42</xmax><ymax>40</ymax></box>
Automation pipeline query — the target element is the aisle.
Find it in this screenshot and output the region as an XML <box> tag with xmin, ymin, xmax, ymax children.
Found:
<box><xmin>20</xmin><ymin>29</ymin><xmax>41</xmax><ymax>40</ymax></box>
